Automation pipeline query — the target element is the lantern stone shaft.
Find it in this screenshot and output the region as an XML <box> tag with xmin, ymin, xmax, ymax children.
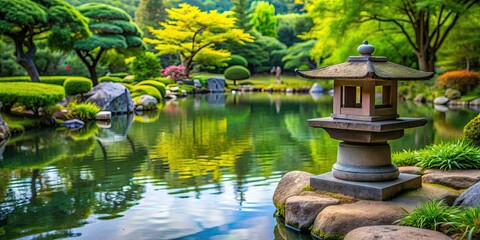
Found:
<box><xmin>296</xmin><ymin>41</ymin><xmax>434</xmax><ymax>200</ymax></box>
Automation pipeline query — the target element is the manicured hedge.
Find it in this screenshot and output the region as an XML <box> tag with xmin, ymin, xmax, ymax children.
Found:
<box><xmin>0</xmin><ymin>76</ymin><xmax>84</xmax><ymax>86</ymax></box>
<box><xmin>136</xmin><ymin>80</ymin><xmax>166</xmax><ymax>97</ymax></box>
<box><xmin>107</xmin><ymin>72</ymin><xmax>129</xmax><ymax>78</ymax></box>
<box><xmin>99</xmin><ymin>76</ymin><xmax>124</xmax><ymax>83</ymax></box>
<box><xmin>64</xmin><ymin>77</ymin><xmax>92</xmax><ymax>96</ymax></box>
<box><xmin>224</xmin><ymin>65</ymin><xmax>251</xmax><ymax>85</ymax></box>
<box><xmin>130</xmin><ymin>85</ymin><xmax>162</xmax><ymax>101</ymax></box>
<box><xmin>0</xmin><ymin>82</ymin><xmax>65</xmax><ymax>114</ymax></box>
<box><xmin>154</xmin><ymin>77</ymin><xmax>175</xmax><ymax>85</ymax></box>
<box><xmin>0</xmin><ymin>76</ymin><xmax>30</xmax><ymax>82</ymax></box>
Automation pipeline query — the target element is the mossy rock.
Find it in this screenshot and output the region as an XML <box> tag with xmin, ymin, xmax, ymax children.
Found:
<box><xmin>464</xmin><ymin>113</ymin><xmax>480</xmax><ymax>145</ymax></box>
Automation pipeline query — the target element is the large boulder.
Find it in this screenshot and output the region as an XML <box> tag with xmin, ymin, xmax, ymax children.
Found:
<box><xmin>345</xmin><ymin>225</ymin><xmax>452</xmax><ymax>240</ymax></box>
<box><xmin>311</xmin><ymin>201</ymin><xmax>405</xmax><ymax>239</ymax></box>
<box><xmin>285</xmin><ymin>191</ymin><xmax>340</xmax><ymax>231</ymax></box>
<box><xmin>0</xmin><ymin>101</ymin><xmax>10</xmax><ymax>140</ymax></box>
<box><xmin>273</xmin><ymin>171</ymin><xmax>313</xmax><ymax>216</ymax></box>
<box><xmin>85</xmin><ymin>82</ymin><xmax>134</xmax><ymax>114</ymax></box>
<box><xmin>134</xmin><ymin>94</ymin><xmax>158</xmax><ymax>111</ymax></box>
<box><xmin>422</xmin><ymin>169</ymin><xmax>480</xmax><ymax>189</ymax></box>
<box><xmin>206</xmin><ymin>78</ymin><xmax>225</xmax><ymax>93</ymax></box>
<box><xmin>453</xmin><ymin>181</ymin><xmax>480</xmax><ymax>207</ymax></box>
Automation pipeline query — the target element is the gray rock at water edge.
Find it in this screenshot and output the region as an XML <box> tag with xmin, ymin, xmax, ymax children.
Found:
<box><xmin>206</xmin><ymin>78</ymin><xmax>225</xmax><ymax>93</ymax></box>
<box><xmin>64</xmin><ymin>119</ymin><xmax>85</xmax><ymax>129</ymax></box>
<box><xmin>433</xmin><ymin>96</ymin><xmax>450</xmax><ymax>105</ymax></box>
<box><xmin>453</xmin><ymin>181</ymin><xmax>480</xmax><ymax>207</ymax></box>
<box><xmin>422</xmin><ymin>169</ymin><xmax>480</xmax><ymax>189</ymax></box>
<box><xmin>0</xmin><ymin>102</ymin><xmax>10</xmax><ymax>139</ymax></box>
<box><xmin>448</xmin><ymin>99</ymin><xmax>469</xmax><ymax>108</ymax></box>
<box><xmin>285</xmin><ymin>192</ymin><xmax>340</xmax><ymax>231</ymax></box>
<box><xmin>469</xmin><ymin>98</ymin><xmax>480</xmax><ymax>106</ymax></box>
<box><xmin>193</xmin><ymin>79</ymin><xmax>202</xmax><ymax>88</ymax></box>
<box><xmin>135</xmin><ymin>94</ymin><xmax>158</xmax><ymax>110</ymax></box>
<box><xmin>96</xmin><ymin>111</ymin><xmax>112</xmax><ymax>121</ymax></box>
<box><xmin>311</xmin><ymin>201</ymin><xmax>405</xmax><ymax>239</ymax></box>
<box><xmin>309</xmin><ymin>83</ymin><xmax>323</xmax><ymax>93</ymax></box>
<box><xmin>85</xmin><ymin>82</ymin><xmax>134</xmax><ymax>114</ymax></box>
<box><xmin>272</xmin><ymin>171</ymin><xmax>314</xmax><ymax>214</ymax></box>
<box><xmin>344</xmin><ymin>225</ymin><xmax>452</xmax><ymax>240</ymax></box>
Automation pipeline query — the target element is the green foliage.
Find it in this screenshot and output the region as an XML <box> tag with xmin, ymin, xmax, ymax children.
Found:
<box><xmin>154</xmin><ymin>77</ymin><xmax>175</xmax><ymax>85</ymax></box>
<box><xmin>66</xmin><ymin>102</ymin><xmax>100</xmax><ymax>121</ymax></box>
<box><xmin>0</xmin><ymin>41</ymin><xmax>26</xmax><ymax>76</ymax></box>
<box><xmin>399</xmin><ymin>200</ymin><xmax>458</xmax><ymax>231</ymax></box>
<box><xmin>464</xmin><ymin>114</ymin><xmax>480</xmax><ymax>145</ymax></box>
<box><xmin>392</xmin><ymin>149</ymin><xmax>418</xmax><ymax>167</ymax></box>
<box><xmin>227</xmin><ymin>54</ymin><xmax>248</xmax><ymax>67</ymax></box>
<box><xmin>448</xmin><ymin>206</ymin><xmax>480</xmax><ymax>240</ymax></box>
<box><xmin>0</xmin><ymin>76</ymin><xmax>31</xmax><ymax>82</ymax></box>
<box><xmin>64</xmin><ymin>77</ymin><xmax>92</xmax><ymax>96</ymax></box>
<box><xmin>0</xmin><ymin>82</ymin><xmax>65</xmax><ymax>114</ymax></box>
<box><xmin>276</xmin><ymin>13</ymin><xmax>313</xmax><ymax>47</ymax></box>
<box><xmin>250</xmin><ymin>1</ymin><xmax>277</xmax><ymax>37</ymax></box>
<box><xmin>108</xmin><ymin>72</ymin><xmax>129</xmax><ymax>78</ymax></box>
<box><xmin>130</xmin><ymin>85</ymin><xmax>162</xmax><ymax>101</ymax></box>
<box><xmin>190</xmin><ymin>76</ymin><xmax>208</xmax><ymax>86</ymax></box>
<box><xmin>39</xmin><ymin>76</ymin><xmax>70</xmax><ymax>86</ymax></box>
<box><xmin>416</xmin><ymin>140</ymin><xmax>480</xmax><ymax>170</ymax></box>
<box><xmin>135</xmin><ymin>0</ymin><xmax>166</xmax><ymax>30</ymax></box>
<box><xmin>99</xmin><ymin>76</ymin><xmax>123</xmax><ymax>83</ymax></box>
<box><xmin>136</xmin><ymin>80</ymin><xmax>166</xmax><ymax>97</ymax></box>
<box><xmin>282</xmin><ymin>40</ymin><xmax>316</xmax><ymax>70</ymax></box>
<box><xmin>231</xmin><ymin>0</ymin><xmax>252</xmax><ymax>31</ymax></box>
<box><xmin>224</xmin><ymin>65</ymin><xmax>251</xmax><ymax>85</ymax></box>
<box><xmin>130</xmin><ymin>52</ymin><xmax>161</xmax><ymax>81</ymax></box>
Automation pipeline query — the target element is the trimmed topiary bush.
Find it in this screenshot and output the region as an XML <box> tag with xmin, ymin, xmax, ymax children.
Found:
<box><xmin>39</xmin><ymin>76</ymin><xmax>71</xmax><ymax>86</ymax></box>
<box><xmin>0</xmin><ymin>76</ymin><xmax>31</xmax><ymax>82</ymax></box>
<box><xmin>136</xmin><ymin>80</ymin><xmax>166</xmax><ymax>97</ymax></box>
<box><xmin>227</xmin><ymin>54</ymin><xmax>248</xmax><ymax>67</ymax></box>
<box><xmin>438</xmin><ymin>70</ymin><xmax>480</xmax><ymax>94</ymax></box>
<box><xmin>99</xmin><ymin>76</ymin><xmax>123</xmax><ymax>83</ymax></box>
<box><xmin>464</xmin><ymin>113</ymin><xmax>480</xmax><ymax>145</ymax></box>
<box><xmin>108</xmin><ymin>72</ymin><xmax>129</xmax><ymax>78</ymax></box>
<box><xmin>0</xmin><ymin>82</ymin><xmax>65</xmax><ymax>115</ymax></box>
<box><xmin>130</xmin><ymin>85</ymin><xmax>162</xmax><ymax>101</ymax></box>
<box><xmin>224</xmin><ymin>65</ymin><xmax>251</xmax><ymax>85</ymax></box>
<box><xmin>64</xmin><ymin>77</ymin><xmax>92</xmax><ymax>96</ymax></box>
<box><xmin>130</xmin><ymin>52</ymin><xmax>161</xmax><ymax>81</ymax></box>
<box><xmin>154</xmin><ymin>77</ymin><xmax>175</xmax><ymax>85</ymax></box>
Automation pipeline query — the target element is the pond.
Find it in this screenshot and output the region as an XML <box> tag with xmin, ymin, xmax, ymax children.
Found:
<box><xmin>0</xmin><ymin>93</ymin><xmax>478</xmax><ymax>239</ymax></box>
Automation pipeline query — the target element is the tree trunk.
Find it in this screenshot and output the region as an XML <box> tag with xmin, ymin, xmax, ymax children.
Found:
<box><xmin>75</xmin><ymin>48</ymin><xmax>104</xmax><ymax>86</ymax></box>
<box><xmin>415</xmin><ymin>49</ymin><xmax>436</xmax><ymax>72</ymax></box>
<box><xmin>14</xmin><ymin>37</ymin><xmax>40</xmax><ymax>82</ymax></box>
<box><xmin>89</xmin><ymin>65</ymin><xmax>99</xmax><ymax>86</ymax></box>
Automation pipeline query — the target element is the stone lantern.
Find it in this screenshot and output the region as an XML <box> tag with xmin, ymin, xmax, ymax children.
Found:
<box><xmin>296</xmin><ymin>41</ymin><xmax>434</xmax><ymax>200</ymax></box>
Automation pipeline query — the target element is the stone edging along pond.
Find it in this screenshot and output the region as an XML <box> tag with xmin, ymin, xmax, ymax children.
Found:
<box><xmin>273</xmin><ymin>169</ymin><xmax>480</xmax><ymax>240</ymax></box>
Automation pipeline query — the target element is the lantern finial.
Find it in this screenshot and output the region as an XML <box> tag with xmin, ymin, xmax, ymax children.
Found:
<box><xmin>357</xmin><ymin>40</ymin><xmax>374</xmax><ymax>56</ymax></box>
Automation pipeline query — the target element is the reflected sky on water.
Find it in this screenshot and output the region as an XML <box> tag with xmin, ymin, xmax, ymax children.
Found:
<box><xmin>0</xmin><ymin>93</ymin><xmax>477</xmax><ymax>239</ymax></box>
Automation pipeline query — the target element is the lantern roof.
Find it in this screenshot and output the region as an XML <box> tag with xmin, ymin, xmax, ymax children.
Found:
<box><xmin>296</xmin><ymin>41</ymin><xmax>434</xmax><ymax>81</ymax></box>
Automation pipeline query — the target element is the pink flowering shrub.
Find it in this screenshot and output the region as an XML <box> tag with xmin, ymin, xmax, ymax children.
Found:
<box><xmin>161</xmin><ymin>65</ymin><xmax>190</xmax><ymax>82</ymax></box>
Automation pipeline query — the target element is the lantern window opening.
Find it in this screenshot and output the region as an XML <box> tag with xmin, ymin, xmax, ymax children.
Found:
<box><xmin>374</xmin><ymin>83</ymin><xmax>393</xmax><ymax>109</ymax></box>
<box><xmin>341</xmin><ymin>85</ymin><xmax>362</xmax><ymax>108</ymax></box>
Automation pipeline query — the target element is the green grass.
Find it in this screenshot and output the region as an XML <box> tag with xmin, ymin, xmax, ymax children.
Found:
<box><xmin>392</xmin><ymin>149</ymin><xmax>419</xmax><ymax>166</ymax></box>
<box><xmin>448</xmin><ymin>206</ymin><xmax>480</xmax><ymax>240</ymax></box>
<box><xmin>398</xmin><ymin>200</ymin><xmax>459</xmax><ymax>231</ymax></box>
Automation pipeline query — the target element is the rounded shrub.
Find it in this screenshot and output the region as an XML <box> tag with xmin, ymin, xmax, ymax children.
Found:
<box><xmin>0</xmin><ymin>76</ymin><xmax>31</xmax><ymax>82</ymax></box>
<box><xmin>154</xmin><ymin>77</ymin><xmax>175</xmax><ymax>85</ymax></box>
<box><xmin>99</xmin><ymin>76</ymin><xmax>123</xmax><ymax>83</ymax></box>
<box><xmin>224</xmin><ymin>65</ymin><xmax>251</xmax><ymax>85</ymax></box>
<box><xmin>107</xmin><ymin>72</ymin><xmax>129</xmax><ymax>78</ymax></box>
<box><xmin>438</xmin><ymin>70</ymin><xmax>480</xmax><ymax>94</ymax></box>
<box><xmin>0</xmin><ymin>82</ymin><xmax>65</xmax><ymax>114</ymax></box>
<box><xmin>136</xmin><ymin>80</ymin><xmax>166</xmax><ymax>97</ymax></box>
<box><xmin>64</xmin><ymin>77</ymin><xmax>92</xmax><ymax>96</ymax></box>
<box><xmin>464</xmin><ymin>113</ymin><xmax>480</xmax><ymax>145</ymax></box>
<box><xmin>227</xmin><ymin>54</ymin><xmax>248</xmax><ymax>67</ymax></box>
<box><xmin>130</xmin><ymin>85</ymin><xmax>162</xmax><ymax>101</ymax></box>
<box><xmin>130</xmin><ymin>52</ymin><xmax>161</xmax><ymax>81</ymax></box>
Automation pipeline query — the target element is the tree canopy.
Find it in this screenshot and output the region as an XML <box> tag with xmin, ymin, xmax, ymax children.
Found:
<box><xmin>0</xmin><ymin>0</ymin><xmax>90</xmax><ymax>82</ymax></box>
<box><xmin>145</xmin><ymin>3</ymin><xmax>254</xmax><ymax>76</ymax></box>
<box><xmin>250</xmin><ymin>1</ymin><xmax>277</xmax><ymax>37</ymax></box>
<box><xmin>73</xmin><ymin>2</ymin><xmax>145</xmax><ymax>85</ymax></box>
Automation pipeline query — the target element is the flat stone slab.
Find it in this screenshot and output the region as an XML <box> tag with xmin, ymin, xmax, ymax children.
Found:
<box><xmin>311</xmin><ymin>172</ymin><xmax>421</xmax><ymax>200</ymax></box>
<box><xmin>399</xmin><ymin>166</ymin><xmax>423</xmax><ymax>175</ymax></box>
<box><xmin>344</xmin><ymin>225</ymin><xmax>452</xmax><ymax>240</ymax></box>
<box><xmin>422</xmin><ymin>169</ymin><xmax>480</xmax><ymax>189</ymax></box>
<box><xmin>308</xmin><ymin>117</ymin><xmax>427</xmax><ymax>132</ymax></box>
<box><xmin>388</xmin><ymin>183</ymin><xmax>459</xmax><ymax>211</ymax></box>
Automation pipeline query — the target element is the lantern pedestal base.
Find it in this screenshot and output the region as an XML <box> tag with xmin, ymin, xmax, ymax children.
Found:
<box><xmin>310</xmin><ymin>172</ymin><xmax>421</xmax><ymax>201</ymax></box>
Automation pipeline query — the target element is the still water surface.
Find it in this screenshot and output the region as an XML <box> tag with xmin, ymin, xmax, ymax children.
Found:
<box><xmin>0</xmin><ymin>93</ymin><xmax>477</xmax><ymax>239</ymax></box>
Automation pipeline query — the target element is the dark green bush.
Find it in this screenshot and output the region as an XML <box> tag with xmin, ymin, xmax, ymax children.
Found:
<box><xmin>130</xmin><ymin>85</ymin><xmax>162</xmax><ymax>101</ymax></box>
<box><xmin>107</xmin><ymin>72</ymin><xmax>129</xmax><ymax>78</ymax></box>
<box><xmin>0</xmin><ymin>82</ymin><xmax>65</xmax><ymax>114</ymax></box>
<box><xmin>224</xmin><ymin>65</ymin><xmax>251</xmax><ymax>85</ymax></box>
<box><xmin>464</xmin><ymin>114</ymin><xmax>480</xmax><ymax>145</ymax></box>
<box><xmin>227</xmin><ymin>54</ymin><xmax>248</xmax><ymax>67</ymax></box>
<box><xmin>64</xmin><ymin>77</ymin><xmax>92</xmax><ymax>96</ymax></box>
<box><xmin>99</xmin><ymin>76</ymin><xmax>123</xmax><ymax>83</ymax></box>
<box><xmin>136</xmin><ymin>80</ymin><xmax>166</xmax><ymax>97</ymax></box>
<box><xmin>130</xmin><ymin>52</ymin><xmax>161</xmax><ymax>81</ymax></box>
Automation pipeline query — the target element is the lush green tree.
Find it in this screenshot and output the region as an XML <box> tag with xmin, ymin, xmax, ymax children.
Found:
<box><xmin>0</xmin><ymin>0</ymin><xmax>90</xmax><ymax>82</ymax></box>
<box><xmin>231</xmin><ymin>0</ymin><xmax>252</xmax><ymax>31</ymax></box>
<box><xmin>145</xmin><ymin>3</ymin><xmax>254</xmax><ymax>76</ymax></box>
<box><xmin>73</xmin><ymin>3</ymin><xmax>145</xmax><ymax>85</ymax></box>
<box><xmin>135</xmin><ymin>0</ymin><xmax>167</xmax><ymax>32</ymax></box>
<box><xmin>305</xmin><ymin>0</ymin><xmax>479</xmax><ymax>72</ymax></box>
<box><xmin>168</xmin><ymin>0</ymin><xmax>232</xmax><ymax>12</ymax></box>
<box><xmin>282</xmin><ymin>40</ymin><xmax>316</xmax><ymax>70</ymax></box>
<box><xmin>250</xmin><ymin>1</ymin><xmax>277</xmax><ymax>37</ymax></box>
<box><xmin>276</xmin><ymin>13</ymin><xmax>313</xmax><ymax>46</ymax></box>
<box><xmin>66</xmin><ymin>0</ymin><xmax>140</xmax><ymax>17</ymax></box>
<box><xmin>130</xmin><ymin>52</ymin><xmax>161</xmax><ymax>80</ymax></box>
